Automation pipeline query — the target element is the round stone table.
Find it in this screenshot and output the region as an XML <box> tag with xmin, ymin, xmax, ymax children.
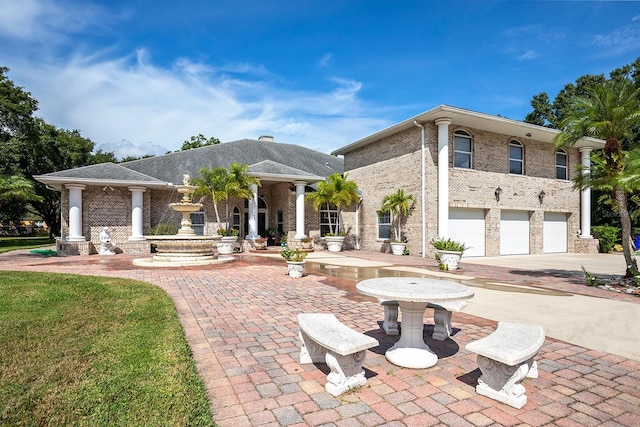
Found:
<box><xmin>356</xmin><ymin>277</ymin><xmax>474</xmax><ymax>369</ymax></box>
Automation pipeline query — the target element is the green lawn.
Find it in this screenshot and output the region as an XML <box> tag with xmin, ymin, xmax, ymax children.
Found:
<box><xmin>0</xmin><ymin>236</ymin><xmax>56</xmax><ymax>253</ymax></box>
<box><xmin>0</xmin><ymin>271</ymin><xmax>216</xmax><ymax>426</ymax></box>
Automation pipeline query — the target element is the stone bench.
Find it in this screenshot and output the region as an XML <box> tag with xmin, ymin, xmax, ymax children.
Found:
<box><xmin>465</xmin><ymin>321</ymin><xmax>545</xmax><ymax>409</ymax></box>
<box><xmin>297</xmin><ymin>313</ymin><xmax>379</xmax><ymax>396</ymax></box>
<box><xmin>379</xmin><ymin>299</ymin><xmax>468</xmax><ymax>340</ymax></box>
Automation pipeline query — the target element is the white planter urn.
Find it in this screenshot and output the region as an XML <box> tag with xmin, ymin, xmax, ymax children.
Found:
<box><xmin>325</xmin><ymin>236</ymin><xmax>345</xmax><ymax>252</ymax></box>
<box><xmin>217</xmin><ymin>236</ymin><xmax>238</xmax><ymax>255</ymax></box>
<box><xmin>437</xmin><ymin>250</ymin><xmax>463</xmax><ymax>270</ymax></box>
<box><xmin>390</xmin><ymin>242</ymin><xmax>406</xmax><ymax>256</ymax></box>
<box><xmin>287</xmin><ymin>261</ymin><xmax>305</xmax><ymax>278</ymax></box>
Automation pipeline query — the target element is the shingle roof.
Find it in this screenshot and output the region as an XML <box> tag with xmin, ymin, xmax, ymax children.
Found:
<box><xmin>122</xmin><ymin>139</ymin><xmax>343</xmax><ymax>184</ymax></box>
<box><xmin>35</xmin><ymin>162</ymin><xmax>167</xmax><ymax>186</ymax></box>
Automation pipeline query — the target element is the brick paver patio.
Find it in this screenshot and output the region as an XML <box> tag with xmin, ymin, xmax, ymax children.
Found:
<box><xmin>1</xmin><ymin>249</ymin><xmax>638</xmax><ymax>426</ymax></box>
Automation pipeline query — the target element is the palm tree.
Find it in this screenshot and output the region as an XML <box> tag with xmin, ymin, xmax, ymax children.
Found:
<box><xmin>380</xmin><ymin>189</ymin><xmax>416</xmax><ymax>242</ymax></box>
<box><xmin>192</xmin><ymin>166</ymin><xmax>228</xmax><ymax>227</ymax></box>
<box><xmin>193</xmin><ymin>163</ymin><xmax>260</xmax><ymax>235</ymax></box>
<box><xmin>553</xmin><ymin>79</ymin><xmax>640</xmax><ymax>276</ymax></box>
<box><xmin>0</xmin><ymin>174</ymin><xmax>43</xmax><ymax>207</ymax></box>
<box><xmin>306</xmin><ymin>173</ymin><xmax>360</xmax><ymax>236</ymax></box>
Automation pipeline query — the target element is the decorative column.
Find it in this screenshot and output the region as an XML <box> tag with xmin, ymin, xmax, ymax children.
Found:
<box><xmin>579</xmin><ymin>147</ymin><xmax>593</xmax><ymax>238</ymax></box>
<box><xmin>435</xmin><ymin>118</ymin><xmax>452</xmax><ymax>238</ymax></box>
<box><xmin>247</xmin><ymin>184</ymin><xmax>259</xmax><ymax>238</ymax></box>
<box><xmin>66</xmin><ymin>184</ymin><xmax>86</xmax><ymax>241</ymax></box>
<box><xmin>129</xmin><ymin>186</ymin><xmax>146</xmax><ymax>241</ymax></box>
<box><xmin>294</xmin><ymin>181</ymin><xmax>307</xmax><ymax>238</ymax></box>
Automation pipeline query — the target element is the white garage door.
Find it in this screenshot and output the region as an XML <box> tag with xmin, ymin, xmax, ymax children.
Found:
<box><xmin>448</xmin><ymin>208</ymin><xmax>485</xmax><ymax>257</ymax></box>
<box><xmin>543</xmin><ymin>212</ymin><xmax>568</xmax><ymax>253</ymax></box>
<box><xmin>500</xmin><ymin>210</ymin><xmax>530</xmax><ymax>255</ymax></box>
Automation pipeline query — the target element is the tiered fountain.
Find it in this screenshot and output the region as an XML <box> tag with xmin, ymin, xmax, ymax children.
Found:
<box><xmin>133</xmin><ymin>175</ymin><xmax>234</xmax><ymax>267</ymax></box>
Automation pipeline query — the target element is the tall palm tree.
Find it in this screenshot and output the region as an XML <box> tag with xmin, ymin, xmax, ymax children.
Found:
<box><xmin>554</xmin><ymin>79</ymin><xmax>640</xmax><ymax>276</ymax></box>
<box><xmin>192</xmin><ymin>163</ymin><xmax>260</xmax><ymax>234</ymax></box>
<box><xmin>306</xmin><ymin>173</ymin><xmax>360</xmax><ymax>235</ymax></box>
<box><xmin>380</xmin><ymin>189</ymin><xmax>416</xmax><ymax>242</ymax></box>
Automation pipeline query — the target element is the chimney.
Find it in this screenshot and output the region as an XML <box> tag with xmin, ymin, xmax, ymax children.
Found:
<box><xmin>258</xmin><ymin>135</ymin><xmax>274</xmax><ymax>142</ymax></box>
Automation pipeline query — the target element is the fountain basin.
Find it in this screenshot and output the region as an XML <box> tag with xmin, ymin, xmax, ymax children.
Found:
<box><xmin>133</xmin><ymin>235</ymin><xmax>234</xmax><ymax>267</ymax></box>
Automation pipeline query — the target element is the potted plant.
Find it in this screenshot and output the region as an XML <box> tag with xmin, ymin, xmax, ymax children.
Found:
<box><xmin>300</xmin><ymin>235</ymin><xmax>312</xmax><ymax>249</ymax></box>
<box><xmin>380</xmin><ymin>189</ymin><xmax>416</xmax><ymax>255</ymax></box>
<box><xmin>266</xmin><ymin>227</ymin><xmax>280</xmax><ymax>246</ymax></box>
<box><xmin>217</xmin><ymin>227</ymin><xmax>240</xmax><ymax>255</ymax></box>
<box><xmin>252</xmin><ymin>236</ymin><xmax>267</xmax><ymax>250</ymax></box>
<box><xmin>430</xmin><ymin>237</ymin><xmax>467</xmax><ymax>270</ymax></box>
<box><xmin>306</xmin><ymin>173</ymin><xmax>360</xmax><ymax>252</ymax></box>
<box><xmin>280</xmin><ymin>247</ymin><xmax>308</xmax><ymax>278</ymax></box>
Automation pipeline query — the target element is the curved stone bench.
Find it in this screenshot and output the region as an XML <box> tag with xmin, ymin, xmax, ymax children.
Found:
<box><xmin>465</xmin><ymin>322</ymin><xmax>545</xmax><ymax>409</ymax></box>
<box><xmin>379</xmin><ymin>299</ymin><xmax>468</xmax><ymax>340</ymax></box>
<box><xmin>298</xmin><ymin>313</ymin><xmax>379</xmax><ymax>396</ymax></box>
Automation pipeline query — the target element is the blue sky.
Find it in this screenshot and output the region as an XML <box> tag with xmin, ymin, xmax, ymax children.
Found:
<box><xmin>1</xmin><ymin>0</ymin><xmax>639</xmax><ymax>159</ymax></box>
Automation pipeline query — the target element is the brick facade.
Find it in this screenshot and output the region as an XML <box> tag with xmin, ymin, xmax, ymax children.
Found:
<box><xmin>340</xmin><ymin>122</ymin><xmax>599</xmax><ymax>257</ymax></box>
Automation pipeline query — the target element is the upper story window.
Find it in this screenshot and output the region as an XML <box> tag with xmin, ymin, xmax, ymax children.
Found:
<box><xmin>509</xmin><ymin>140</ymin><xmax>524</xmax><ymax>175</ymax></box>
<box><xmin>556</xmin><ymin>149</ymin><xmax>568</xmax><ymax>180</ymax></box>
<box><xmin>453</xmin><ymin>130</ymin><xmax>473</xmax><ymax>169</ymax></box>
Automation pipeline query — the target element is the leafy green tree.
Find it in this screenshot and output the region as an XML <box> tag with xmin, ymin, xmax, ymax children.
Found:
<box><xmin>0</xmin><ymin>174</ymin><xmax>43</xmax><ymax>231</ymax></box>
<box><xmin>306</xmin><ymin>173</ymin><xmax>360</xmax><ymax>236</ymax></box>
<box><xmin>180</xmin><ymin>134</ymin><xmax>220</xmax><ymax>151</ymax></box>
<box><xmin>554</xmin><ymin>79</ymin><xmax>640</xmax><ymax>276</ymax></box>
<box><xmin>380</xmin><ymin>189</ymin><xmax>416</xmax><ymax>242</ymax></box>
<box><xmin>192</xmin><ymin>166</ymin><xmax>228</xmax><ymax>227</ymax></box>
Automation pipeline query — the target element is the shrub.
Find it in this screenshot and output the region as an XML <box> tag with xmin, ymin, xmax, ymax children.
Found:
<box><xmin>150</xmin><ymin>223</ymin><xmax>178</xmax><ymax>235</ymax></box>
<box><xmin>280</xmin><ymin>247</ymin><xmax>307</xmax><ymax>262</ymax></box>
<box><xmin>430</xmin><ymin>236</ymin><xmax>467</xmax><ymax>252</ymax></box>
<box><xmin>591</xmin><ymin>225</ymin><xmax>619</xmax><ymax>253</ymax></box>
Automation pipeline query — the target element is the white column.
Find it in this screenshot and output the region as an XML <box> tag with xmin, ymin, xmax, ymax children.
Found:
<box><xmin>248</xmin><ymin>184</ymin><xmax>259</xmax><ymax>238</ymax></box>
<box><xmin>129</xmin><ymin>186</ymin><xmax>146</xmax><ymax>241</ymax></box>
<box><xmin>66</xmin><ymin>184</ymin><xmax>86</xmax><ymax>241</ymax></box>
<box><xmin>294</xmin><ymin>181</ymin><xmax>307</xmax><ymax>238</ymax></box>
<box><xmin>435</xmin><ymin>118</ymin><xmax>452</xmax><ymax>238</ymax></box>
<box><xmin>579</xmin><ymin>147</ymin><xmax>593</xmax><ymax>238</ymax></box>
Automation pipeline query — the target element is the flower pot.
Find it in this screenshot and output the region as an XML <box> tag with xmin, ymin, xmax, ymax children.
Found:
<box><xmin>325</xmin><ymin>236</ymin><xmax>345</xmax><ymax>252</ymax></box>
<box><xmin>436</xmin><ymin>250</ymin><xmax>463</xmax><ymax>270</ymax></box>
<box><xmin>287</xmin><ymin>261</ymin><xmax>305</xmax><ymax>278</ymax></box>
<box><xmin>390</xmin><ymin>242</ymin><xmax>406</xmax><ymax>256</ymax></box>
<box><xmin>217</xmin><ymin>236</ymin><xmax>238</xmax><ymax>255</ymax></box>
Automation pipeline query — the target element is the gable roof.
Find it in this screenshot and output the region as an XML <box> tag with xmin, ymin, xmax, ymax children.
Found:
<box><xmin>332</xmin><ymin>104</ymin><xmax>605</xmax><ymax>155</ymax></box>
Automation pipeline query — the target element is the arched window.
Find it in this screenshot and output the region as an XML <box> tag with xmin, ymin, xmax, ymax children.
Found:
<box><xmin>509</xmin><ymin>140</ymin><xmax>524</xmax><ymax>175</ymax></box>
<box><xmin>453</xmin><ymin>130</ymin><xmax>473</xmax><ymax>169</ymax></box>
<box><xmin>556</xmin><ymin>149</ymin><xmax>568</xmax><ymax>180</ymax></box>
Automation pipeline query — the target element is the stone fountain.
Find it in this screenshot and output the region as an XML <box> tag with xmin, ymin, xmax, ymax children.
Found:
<box><xmin>133</xmin><ymin>174</ymin><xmax>234</xmax><ymax>267</ymax></box>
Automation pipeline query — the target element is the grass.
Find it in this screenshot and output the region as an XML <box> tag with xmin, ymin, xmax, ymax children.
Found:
<box><xmin>0</xmin><ymin>236</ymin><xmax>56</xmax><ymax>253</ymax></box>
<box><xmin>0</xmin><ymin>271</ymin><xmax>216</xmax><ymax>426</ymax></box>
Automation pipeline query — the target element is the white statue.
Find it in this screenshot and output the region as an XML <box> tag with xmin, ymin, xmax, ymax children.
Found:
<box><xmin>99</xmin><ymin>227</ymin><xmax>117</xmax><ymax>255</ymax></box>
<box><xmin>183</xmin><ymin>174</ymin><xmax>190</xmax><ymax>185</ymax></box>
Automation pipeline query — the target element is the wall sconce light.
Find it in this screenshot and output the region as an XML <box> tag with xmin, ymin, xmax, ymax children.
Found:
<box><xmin>494</xmin><ymin>187</ymin><xmax>502</xmax><ymax>201</ymax></box>
<box><xmin>538</xmin><ymin>190</ymin><xmax>546</xmax><ymax>204</ymax></box>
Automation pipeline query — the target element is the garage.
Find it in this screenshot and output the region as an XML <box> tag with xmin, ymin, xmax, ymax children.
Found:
<box><xmin>448</xmin><ymin>208</ymin><xmax>485</xmax><ymax>257</ymax></box>
<box><xmin>543</xmin><ymin>212</ymin><xmax>568</xmax><ymax>253</ymax></box>
<box><xmin>500</xmin><ymin>210</ymin><xmax>530</xmax><ymax>255</ymax></box>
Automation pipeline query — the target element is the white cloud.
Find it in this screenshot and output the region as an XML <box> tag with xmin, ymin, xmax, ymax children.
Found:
<box><xmin>517</xmin><ymin>50</ymin><xmax>538</xmax><ymax>61</ymax></box>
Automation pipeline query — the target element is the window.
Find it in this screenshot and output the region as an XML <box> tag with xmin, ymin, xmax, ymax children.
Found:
<box><xmin>232</xmin><ymin>207</ymin><xmax>241</xmax><ymax>234</ymax></box>
<box><xmin>556</xmin><ymin>150</ymin><xmax>568</xmax><ymax>180</ymax></box>
<box><xmin>277</xmin><ymin>210</ymin><xmax>284</xmax><ymax>234</ymax></box>
<box><xmin>190</xmin><ymin>211</ymin><xmax>205</xmax><ymax>236</ymax></box>
<box><xmin>509</xmin><ymin>140</ymin><xmax>524</xmax><ymax>175</ymax></box>
<box><xmin>319</xmin><ymin>205</ymin><xmax>339</xmax><ymax>236</ymax></box>
<box><xmin>454</xmin><ymin>131</ymin><xmax>472</xmax><ymax>169</ymax></box>
<box><xmin>377</xmin><ymin>211</ymin><xmax>391</xmax><ymax>240</ymax></box>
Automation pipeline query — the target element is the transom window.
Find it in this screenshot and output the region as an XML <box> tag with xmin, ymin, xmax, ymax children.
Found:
<box><xmin>509</xmin><ymin>140</ymin><xmax>524</xmax><ymax>175</ymax></box>
<box><xmin>377</xmin><ymin>211</ymin><xmax>391</xmax><ymax>240</ymax></box>
<box><xmin>453</xmin><ymin>130</ymin><xmax>473</xmax><ymax>169</ymax></box>
<box><xmin>556</xmin><ymin>149</ymin><xmax>568</xmax><ymax>180</ymax></box>
<box><xmin>319</xmin><ymin>205</ymin><xmax>339</xmax><ymax>236</ymax></box>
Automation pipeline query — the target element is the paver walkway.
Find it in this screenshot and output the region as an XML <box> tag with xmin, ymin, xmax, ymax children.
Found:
<box><xmin>1</xmin><ymin>249</ymin><xmax>639</xmax><ymax>426</ymax></box>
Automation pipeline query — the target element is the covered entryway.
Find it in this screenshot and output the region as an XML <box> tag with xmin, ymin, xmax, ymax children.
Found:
<box><xmin>500</xmin><ymin>210</ymin><xmax>530</xmax><ymax>255</ymax></box>
<box><xmin>543</xmin><ymin>212</ymin><xmax>568</xmax><ymax>253</ymax></box>
<box><xmin>448</xmin><ymin>208</ymin><xmax>485</xmax><ymax>257</ymax></box>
